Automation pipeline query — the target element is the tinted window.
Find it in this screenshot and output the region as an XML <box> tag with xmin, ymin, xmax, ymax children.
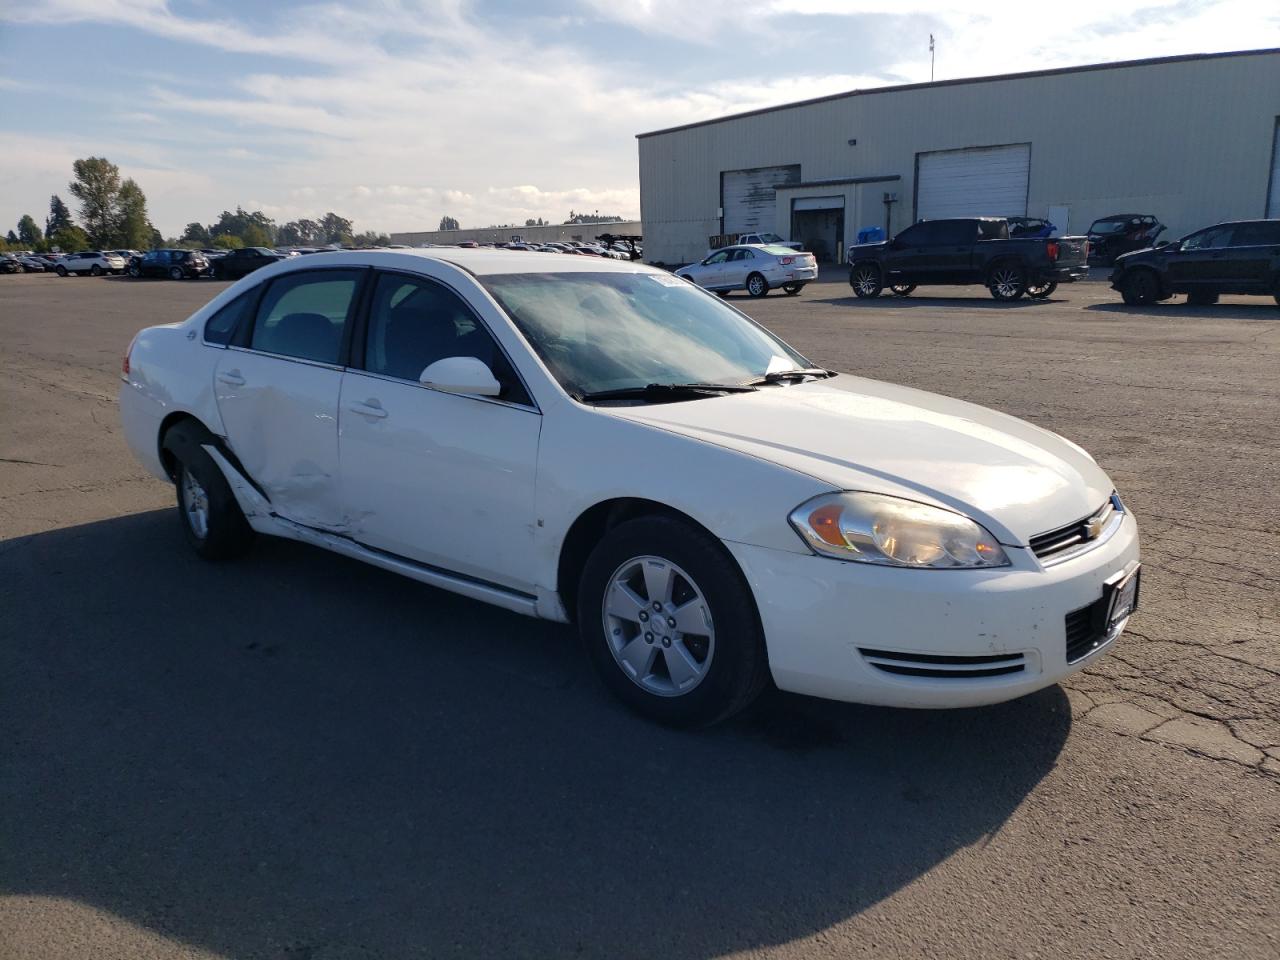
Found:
<box><xmin>936</xmin><ymin>221</ymin><xmax>977</xmax><ymax>245</ymax></box>
<box><xmin>897</xmin><ymin>222</ymin><xmax>946</xmax><ymax>246</ymax></box>
<box><xmin>250</xmin><ymin>270</ymin><xmax>362</xmax><ymax>363</ymax></box>
<box><xmin>1183</xmin><ymin>226</ymin><xmax>1233</xmax><ymax>251</ymax></box>
<box><xmin>204</xmin><ymin>291</ymin><xmax>255</xmax><ymax>345</ymax></box>
<box><xmin>1229</xmin><ymin>221</ymin><xmax>1280</xmax><ymax>246</ymax></box>
<box><xmin>363</xmin><ymin>273</ymin><xmax>529</xmax><ymax>404</ymax></box>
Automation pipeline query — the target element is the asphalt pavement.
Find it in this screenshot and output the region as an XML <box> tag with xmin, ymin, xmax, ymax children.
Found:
<box><xmin>1</xmin><ymin>268</ymin><xmax>1277</xmax><ymax>959</ymax></box>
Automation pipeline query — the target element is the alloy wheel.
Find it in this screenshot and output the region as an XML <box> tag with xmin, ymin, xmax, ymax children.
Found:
<box><xmin>602</xmin><ymin>555</ymin><xmax>715</xmax><ymax>697</ymax></box>
<box><xmin>991</xmin><ymin>268</ymin><xmax>1023</xmax><ymax>299</ymax></box>
<box><xmin>853</xmin><ymin>268</ymin><xmax>879</xmax><ymax>296</ymax></box>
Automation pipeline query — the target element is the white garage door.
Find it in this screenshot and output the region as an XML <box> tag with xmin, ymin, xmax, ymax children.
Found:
<box><xmin>722</xmin><ymin>165</ymin><xmax>800</xmax><ymax>234</ymax></box>
<box><xmin>1267</xmin><ymin>121</ymin><xmax>1280</xmax><ymax>218</ymax></box>
<box><xmin>916</xmin><ymin>144</ymin><xmax>1030</xmax><ymax>221</ymax></box>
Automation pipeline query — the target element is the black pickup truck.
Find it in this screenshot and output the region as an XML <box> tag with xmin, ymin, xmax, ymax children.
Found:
<box><xmin>847</xmin><ymin>217</ymin><xmax>1089</xmax><ymax>301</ymax></box>
<box><xmin>1109</xmin><ymin>219</ymin><xmax>1280</xmax><ymax>307</ymax></box>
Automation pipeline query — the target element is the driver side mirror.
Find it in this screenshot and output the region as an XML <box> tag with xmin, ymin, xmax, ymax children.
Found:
<box><xmin>419</xmin><ymin>356</ymin><xmax>501</xmax><ymax>397</ymax></box>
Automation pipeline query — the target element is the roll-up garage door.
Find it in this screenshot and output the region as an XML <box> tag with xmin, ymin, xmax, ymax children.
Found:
<box><xmin>915</xmin><ymin>144</ymin><xmax>1030</xmax><ymax>220</ymax></box>
<box><xmin>722</xmin><ymin>165</ymin><xmax>801</xmax><ymax>233</ymax></box>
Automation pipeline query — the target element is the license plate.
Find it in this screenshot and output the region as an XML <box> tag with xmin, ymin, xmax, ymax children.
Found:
<box><xmin>1106</xmin><ymin>565</ymin><xmax>1141</xmax><ymax>630</ymax></box>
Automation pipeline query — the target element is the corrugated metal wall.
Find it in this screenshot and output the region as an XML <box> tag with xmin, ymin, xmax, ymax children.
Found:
<box><xmin>638</xmin><ymin>51</ymin><xmax>1280</xmax><ymax>265</ymax></box>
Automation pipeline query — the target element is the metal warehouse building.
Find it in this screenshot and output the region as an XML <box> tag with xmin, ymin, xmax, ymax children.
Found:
<box><xmin>637</xmin><ymin>48</ymin><xmax>1280</xmax><ymax>265</ymax></box>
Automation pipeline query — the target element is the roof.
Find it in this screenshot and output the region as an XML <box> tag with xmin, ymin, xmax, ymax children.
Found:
<box><xmin>277</xmin><ymin>247</ymin><xmax>661</xmax><ymax>278</ymax></box>
<box><xmin>637</xmin><ymin>48</ymin><xmax>1280</xmax><ymax>140</ymax></box>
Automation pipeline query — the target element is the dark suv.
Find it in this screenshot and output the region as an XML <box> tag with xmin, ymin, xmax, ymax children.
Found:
<box><xmin>1110</xmin><ymin>219</ymin><xmax>1280</xmax><ymax>307</ymax></box>
<box><xmin>128</xmin><ymin>249</ymin><xmax>209</xmax><ymax>280</ymax></box>
<box><xmin>209</xmin><ymin>246</ymin><xmax>284</xmax><ymax>280</ymax></box>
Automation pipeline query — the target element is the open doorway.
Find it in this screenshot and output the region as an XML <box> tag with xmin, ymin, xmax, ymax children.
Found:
<box><xmin>790</xmin><ymin>197</ymin><xmax>845</xmax><ymax>263</ymax></box>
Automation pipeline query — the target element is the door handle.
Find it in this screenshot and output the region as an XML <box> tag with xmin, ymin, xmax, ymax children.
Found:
<box><xmin>348</xmin><ymin>400</ymin><xmax>388</xmax><ymax>419</ymax></box>
<box><xmin>217</xmin><ymin>369</ymin><xmax>245</xmax><ymax>386</ymax></box>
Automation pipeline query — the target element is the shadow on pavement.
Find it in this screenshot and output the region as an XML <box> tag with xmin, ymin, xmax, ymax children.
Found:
<box><xmin>1</xmin><ymin>510</ymin><xmax>1072</xmax><ymax>959</ymax></box>
<box><xmin>1085</xmin><ymin>301</ymin><xmax>1280</xmax><ymax>321</ymax></box>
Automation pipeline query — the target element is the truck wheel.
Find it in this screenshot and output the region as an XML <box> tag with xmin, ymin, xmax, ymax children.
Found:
<box><xmin>988</xmin><ymin>264</ymin><xmax>1026</xmax><ymax>300</ymax></box>
<box><xmin>1187</xmin><ymin>291</ymin><xmax>1219</xmax><ymax>306</ymax></box>
<box><xmin>746</xmin><ymin>272</ymin><xmax>769</xmax><ymax>298</ymax></box>
<box><xmin>889</xmin><ymin>284</ymin><xmax>916</xmax><ymax>296</ymax></box>
<box><xmin>1120</xmin><ymin>270</ymin><xmax>1160</xmax><ymax>306</ymax></box>
<box><xmin>1027</xmin><ymin>280</ymin><xmax>1057</xmax><ymax>299</ymax></box>
<box><xmin>849</xmin><ymin>263</ymin><xmax>883</xmax><ymax>298</ymax></box>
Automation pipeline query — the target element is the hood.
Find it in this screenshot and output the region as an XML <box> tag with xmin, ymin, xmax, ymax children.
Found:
<box><xmin>603</xmin><ymin>375</ymin><xmax>1113</xmax><ymax>545</ymax></box>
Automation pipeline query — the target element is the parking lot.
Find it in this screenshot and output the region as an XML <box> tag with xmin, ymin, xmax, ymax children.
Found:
<box><xmin>2</xmin><ymin>269</ymin><xmax>1278</xmax><ymax>959</ymax></box>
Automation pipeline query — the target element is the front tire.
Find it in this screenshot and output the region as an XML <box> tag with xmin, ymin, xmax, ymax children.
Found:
<box><xmin>168</xmin><ymin>266</ymin><xmax>184</xmax><ymax>281</ymax></box>
<box><xmin>578</xmin><ymin>515</ymin><xmax>769</xmax><ymax>727</ymax></box>
<box><xmin>161</xmin><ymin>421</ymin><xmax>255</xmax><ymax>561</ymax></box>
<box><xmin>1120</xmin><ymin>270</ymin><xmax>1160</xmax><ymax>306</ymax></box>
<box><xmin>782</xmin><ymin>283</ymin><xmax>804</xmax><ymax>296</ymax></box>
<box><xmin>988</xmin><ymin>263</ymin><xmax>1026</xmax><ymax>300</ymax></box>
<box><xmin>128</xmin><ymin>265</ymin><xmax>141</xmax><ymax>278</ymax></box>
<box><xmin>746</xmin><ymin>272</ymin><xmax>769</xmax><ymax>298</ymax></box>
<box><xmin>90</xmin><ymin>264</ymin><xmax>103</xmax><ymax>277</ymax></box>
<box><xmin>56</xmin><ymin>266</ymin><xmax>68</xmax><ymax>277</ymax></box>
<box><xmin>849</xmin><ymin>263</ymin><xmax>884</xmax><ymax>298</ymax></box>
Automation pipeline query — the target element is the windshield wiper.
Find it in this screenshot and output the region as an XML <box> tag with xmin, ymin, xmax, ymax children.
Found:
<box><xmin>742</xmin><ymin>367</ymin><xmax>835</xmax><ymax>386</ymax></box>
<box><xmin>576</xmin><ymin>382</ymin><xmax>759</xmax><ymax>403</ymax></box>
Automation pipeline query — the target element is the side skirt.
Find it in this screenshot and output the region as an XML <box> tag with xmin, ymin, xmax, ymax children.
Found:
<box><xmin>202</xmin><ymin>444</ymin><xmax>541</xmax><ymax>619</ymax></box>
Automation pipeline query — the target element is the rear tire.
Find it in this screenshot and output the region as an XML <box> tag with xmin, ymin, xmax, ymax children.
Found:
<box><xmin>128</xmin><ymin>264</ymin><xmax>141</xmax><ymax>278</ymax></box>
<box><xmin>746</xmin><ymin>272</ymin><xmax>769</xmax><ymax>298</ymax></box>
<box><xmin>849</xmin><ymin>263</ymin><xmax>883</xmax><ymax>298</ymax></box>
<box><xmin>1027</xmin><ymin>280</ymin><xmax>1057</xmax><ymax>299</ymax></box>
<box><xmin>782</xmin><ymin>283</ymin><xmax>804</xmax><ymax>296</ymax></box>
<box><xmin>988</xmin><ymin>263</ymin><xmax>1026</xmax><ymax>300</ymax></box>
<box><xmin>889</xmin><ymin>284</ymin><xmax>916</xmax><ymax>296</ymax></box>
<box><xmin>1120</xmin><ymin>270</ymin><xmax>1160</xmax><ymax>306</ymax></box>
<box><xmin>90</xmin><ymin>264</ymin><xmax>103</xmax><ymax>277</ymax></box>
<box><xmin>168</xmin><ymin>266</ymin><xmax>184</xmax><ymax>281</ymax></box>
<box><xmin>1187</xmin><ymin>291</ymin><xmax>1219</xmax><ymax>306</ymax></box>
<box><xmin>577</xmin><ymin>515</ymin><xmax>769</xmax><ymax>727</ymax></box>
<box><xmin>56</xmin><ymin>265</ymin><xmax>68</xmax><ymax>277</ymax></box>
<box><xmin>161</xmin><ymin>421</ymin><xmax>255</xmax><ymax>561</ymax></box>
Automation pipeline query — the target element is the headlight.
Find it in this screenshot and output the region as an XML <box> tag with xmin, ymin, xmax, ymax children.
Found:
<box><xmin>788</xmin><ymin>492</ymin><xmax>1010</xmax><ymax>569</ymax></box>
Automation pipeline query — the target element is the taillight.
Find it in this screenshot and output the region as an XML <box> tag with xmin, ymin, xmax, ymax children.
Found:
<box><xmin>122</xmin><ymin>334</ymin><xmax>138</xmax><ymax>379</ymax></box>
<box><xmin>780</xmin><ymin>256</ymin><xmax>794</xmax><ymax>265</ymax></box>
<box><xmin>1046</xmin><ymin>241</ymin><xmax>1059</xmax><ymax>261</ymax></box>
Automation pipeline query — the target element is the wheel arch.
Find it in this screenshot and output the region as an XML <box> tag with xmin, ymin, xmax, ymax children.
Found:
<box><xmin>556</xmin><ymin>497</ymin><xmax>735</xmax><ymax>625</ymax></box>
<box><xmin>984</xmin><ymin>257</ymin><xmax>1026</xmax><ymax>281</ymax></box>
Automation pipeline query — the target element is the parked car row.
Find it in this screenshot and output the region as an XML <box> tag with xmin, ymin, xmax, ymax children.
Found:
<box><xmin>429</xmin><ymin>239</ymin><xmax>640</xmax><ymax>259</ymax></box>
<box><xmin>841</xmin><ymin>215</ymin><xmax>1280</xmax><ymax>307</ymax></box>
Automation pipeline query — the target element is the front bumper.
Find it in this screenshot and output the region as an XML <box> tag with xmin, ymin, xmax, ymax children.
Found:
<box><xmin>726</xmin><ymin>511</ymin><xmax>1140</xmax><ymax>709</ymax></box>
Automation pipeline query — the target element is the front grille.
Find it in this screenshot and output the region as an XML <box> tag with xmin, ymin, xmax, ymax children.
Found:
<box><xmin>858</xmin><ymin>648</ymin><xmax>1026</xmax><ymax>679</ymax></box>
<box><xmin>1065</xmin><ymin>598</ymin><xmax>1110</xmax><ymax>663</ymax></box>
<box><xmin>1030</xmin><ymin>496</ymin><xmax>1119</xmax><ymax>562</ymax></box>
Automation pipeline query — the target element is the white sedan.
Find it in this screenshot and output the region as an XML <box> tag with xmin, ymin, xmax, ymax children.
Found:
<box><xmin>676</xmin><ymin>244</ymin><xmax>818</xmax><ymax>298</ymax></box>
<box><xmin>120</xmin><ymin>250</ymin><xmax>1139</xmax><ymax>726</ymax></box>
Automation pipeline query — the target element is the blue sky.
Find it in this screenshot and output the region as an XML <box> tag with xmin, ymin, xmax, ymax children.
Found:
<box><xmin>2</xmin><ymin>0</ymin><xmax>1277</xmax><ymax>237</ymax></box>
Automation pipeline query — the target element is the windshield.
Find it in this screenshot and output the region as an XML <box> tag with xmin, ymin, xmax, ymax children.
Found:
<box><xmin>480</xmin><ymin>271</ymin><xmax>812</xmax><ymax>398</ymax></box>
<box><xmin>758</xmin><ymin>233</ymin><xmax>783</xmax><ymax>243</ymax></box>
<box><xmin>1089</xmin><ymin>219</ymin><xmax>1131</xmax><ymax>235</ymax></box>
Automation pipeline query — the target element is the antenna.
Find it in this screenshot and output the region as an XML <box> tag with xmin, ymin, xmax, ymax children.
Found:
<box><xmin>929</xmin><ymin>34</ymin><xmax>935</xmax><ymax>82</ymax></box>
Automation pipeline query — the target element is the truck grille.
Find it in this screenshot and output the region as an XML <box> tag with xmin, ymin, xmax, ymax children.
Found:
<box><xmin>1064</xmin><ymin>598</ymin><xmax>1110</xmax><ymax>663</ymax></box>
<box><xmin>858</xmin><ymin>648</ymin><xmax>1027</xmax><ymax>679</ymax></box>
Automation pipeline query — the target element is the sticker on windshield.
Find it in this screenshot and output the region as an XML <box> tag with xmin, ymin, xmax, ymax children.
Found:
<box><xmin>649</xmin><ymin>273</ymin><xmax>686</xmax><ymax>287</ymax></box>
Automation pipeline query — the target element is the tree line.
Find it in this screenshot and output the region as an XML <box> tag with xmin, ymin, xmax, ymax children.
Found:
<box><xmin>435</xmin><ymin>211</ymin><xmax>627</xmax><ymax>232</ymax></box>
<box><xmin>1</xmin><ymin>155</ymin><xmax>389</xmax><ymax>255</ymax></box>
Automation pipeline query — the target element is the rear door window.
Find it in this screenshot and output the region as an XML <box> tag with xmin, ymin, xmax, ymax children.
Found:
<box><xmin>249</xmin><ymin>269</ymin><xmax>364</xmax><ymax>364</ymax></box>
<box><xmin>897</xmin><ymin>222</ymin><xmax>944</xmax><ymax>246</ymax></box>
<box><xmin>937</xmin><ymin>221</ymin><xmax>977</xmax><ymax>245</ymax></box>
<box><xmin>204</xmin><ymin>291</ymin><xmax>255</xmax><ymax>345</ymax></box>
<box><xmin>1229</xmin><ymin>221</ymin><xmax>1280</xmax><ymax>246</ymax></box>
